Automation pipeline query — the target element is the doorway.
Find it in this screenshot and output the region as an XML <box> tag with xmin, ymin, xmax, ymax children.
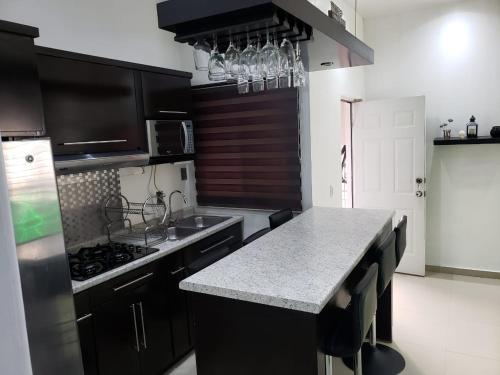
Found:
<box><xmin>352</xmin><ymin>96</ymin><xmax>427</xmax><ymax>276</ymax></box>
<box><xmin>341</xmin><ymin>100</ymin><xmax>354</xmax><ymax>209</ymax></box>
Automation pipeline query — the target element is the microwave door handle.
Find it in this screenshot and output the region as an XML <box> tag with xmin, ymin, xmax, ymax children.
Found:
<box><xmin>181</xmin><ymin>122</ymin><xmax>189</xmax><ymax>153</ymax></box>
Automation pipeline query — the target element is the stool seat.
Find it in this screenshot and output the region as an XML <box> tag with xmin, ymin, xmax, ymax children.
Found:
<box><xmin>324</xmin><ymin>264</ymin><xmax>379</xmax><ymax>375</ymax></box>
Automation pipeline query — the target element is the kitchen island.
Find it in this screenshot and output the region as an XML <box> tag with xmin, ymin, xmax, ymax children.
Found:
<box><xmin>180</xmin><ymin>207</ymin><xmax>395</xmax><ymax>375</ymax></box>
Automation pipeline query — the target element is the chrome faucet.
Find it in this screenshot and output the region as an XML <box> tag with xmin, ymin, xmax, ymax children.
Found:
<box><xmin>168</xmin><ymin>190</ymin><xmax>187</xmax><ymax>226</ymax></box>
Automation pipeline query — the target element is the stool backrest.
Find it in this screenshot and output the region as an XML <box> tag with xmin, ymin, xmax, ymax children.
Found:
<box><xmin>269</xmin><ymin>209</ymin><xmax>294</xmax><ymax>230</ymax></box>
<box><xmin>351</xmin><ymin>263</ymin><xmax>379</xmax><ymax>351</ymax></box>
<box><xmin>395</xmin><ymin>216</ymin><xmax>408</xmax><ymax>267</ymax></box>
<box><xmin>242</xmin><ymin>228</ymin><xmax>271</xmax><ymax>246</ymax></box>
<box><xmin>372</xmin><ymin>231</ymin><xmax>397</xmax><ymax>297</ymax></box>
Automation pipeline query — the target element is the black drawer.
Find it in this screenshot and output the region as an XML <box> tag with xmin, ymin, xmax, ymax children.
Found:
<box><xmin>89</xmin><ymin>262</ymin><xmax>158</xmax><ymax>308</ymax></box>
<box><xmin>183</xmin><ymin>223</ymin><xmax>243</xmax><ymax>267</ymax></box>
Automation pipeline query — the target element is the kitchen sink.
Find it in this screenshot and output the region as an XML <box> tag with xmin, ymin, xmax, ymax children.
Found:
<box><xmin>166</xmin><ymin>226</ymin><xmax>201</xmax><ymax>241</ymax></box>
<box><xmin>174</xmin><ymin>215</ymin><xmax>231</xmax><ymax>230</ymax></box>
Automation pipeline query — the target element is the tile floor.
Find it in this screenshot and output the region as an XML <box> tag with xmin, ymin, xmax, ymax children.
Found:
<box><xmin>165</xmin><ymin>272</ymin><xmax>500</xmax><ymax>375</ymax></box>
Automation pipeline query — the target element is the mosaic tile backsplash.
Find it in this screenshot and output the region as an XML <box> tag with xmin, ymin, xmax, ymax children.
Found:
<box><xmin>57</xmin><ymin>169</ymin><xmax>121</xmax><ymax>249</ymax></box>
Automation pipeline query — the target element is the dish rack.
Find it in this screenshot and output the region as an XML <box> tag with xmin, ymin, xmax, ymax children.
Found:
<box><xmin>102</xmin><ymin>193</ymin><xmax>168</xmax><ymax>246</ymax></box>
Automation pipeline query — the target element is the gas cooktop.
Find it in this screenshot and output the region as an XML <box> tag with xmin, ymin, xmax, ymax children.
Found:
<box><xmin>68</xmin><ymin>242</ymin><xmax>159</xmax><ymax>281</ymax></box>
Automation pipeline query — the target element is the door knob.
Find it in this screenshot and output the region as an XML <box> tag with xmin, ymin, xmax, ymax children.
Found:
<box><xmin>416</xmin><ymin>191</ymin><xmax>425</xmax><ymax>198</ymax></box>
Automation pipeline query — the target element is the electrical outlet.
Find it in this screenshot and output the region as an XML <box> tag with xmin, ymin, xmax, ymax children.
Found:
<box><xmin>180</xmin><ymin>167</ymin><xmax>187</xmax><ymax>181</ymax></box>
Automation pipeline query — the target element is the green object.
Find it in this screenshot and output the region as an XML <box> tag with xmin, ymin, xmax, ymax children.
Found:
<box><xmin>10</xmin><ymin>193</ymin><xmax>62</xmax><ymax>245</ymax></box>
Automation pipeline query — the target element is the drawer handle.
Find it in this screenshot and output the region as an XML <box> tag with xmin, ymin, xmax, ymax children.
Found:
<box><xmin>61</xmin><ymin>140</ymin><xmax>127</xmax><ymax>146</ymax></box>
<box><xmin>170</xmin><ymin>267</ymin><xmax>186</xmax><ymax>276</ymax></box>
<box><xmin>158</xmin><ymin>110</ymin><xmax>188</xmax><ymax>115</ymax></box>
<box><xmin>113</xmin><ymin>273</ymin><xmax>154</xmax><ymax>292</ymax></box>
<box><xmin>131</xmin><ymin>304</ymin><xmax>140</xmax><ymax>353</ymax></box>
<box><xmin>76</xmin><ymin>313</ymin><xmax>93</xmax><ymax>323</ymax></box>
<box><xmin>200</xmin><ymin>236</ymin><xmax>235</xmax><ymax>255</ymax></box>
<box><xmin>138</xmin><ymin>302</ymin><xmax>147</xmax><ymax>349</ymax></box>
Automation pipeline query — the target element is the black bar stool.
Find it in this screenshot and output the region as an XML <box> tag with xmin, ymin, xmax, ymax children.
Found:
<box><xmin>242</xmin><ymin>228</ymin><xmax>271</xmax><ymax>246</ymax></box>
<box><xmin>344</xmin><ymin>231</ymin><xmax>405</xmax><ymax>374</ymax></box>
<box><xmin>395</xmin><ymin>216</ymin><xmax>408</xmax><ymax>267</ymax></box>
<box><xmin>269</xmin><ymin>208</ymin><xmax>293</xmax><ymax>230</ymax></box>
<box><xmin>324</xmin><ymin>264</ymin><xmax>379</xmax><ymax>375</ymax></box>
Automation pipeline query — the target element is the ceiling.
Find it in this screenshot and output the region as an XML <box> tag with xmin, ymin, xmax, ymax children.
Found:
<box><xmin>350</xmin><ymin>0</ymin><xmax>466</xmax><ymax>19</ymax></box>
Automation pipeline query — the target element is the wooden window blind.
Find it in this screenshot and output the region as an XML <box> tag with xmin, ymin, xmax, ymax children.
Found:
<box><xmin>192</xmin><ymin>85</ymin><xmax>302</xmax><ymax>211</ymax></box>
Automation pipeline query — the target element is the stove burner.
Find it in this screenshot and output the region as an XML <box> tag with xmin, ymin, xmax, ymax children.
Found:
<box><xmin>68</xmin><ymin>242</ymin><xmax>159</xmax><ymax>281</ymax></box>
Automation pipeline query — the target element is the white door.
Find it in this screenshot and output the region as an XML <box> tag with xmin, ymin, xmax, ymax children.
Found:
<box><xmin>352</xmin><ymin>96</ymin><xmax>426</xmax><ymax>276</ymax></box>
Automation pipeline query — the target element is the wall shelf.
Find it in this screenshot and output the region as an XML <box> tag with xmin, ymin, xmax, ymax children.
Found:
<box><xmin>434</xmin><ymin>136</ymin><xmax>500</xmax><ymax>145</ymax></box>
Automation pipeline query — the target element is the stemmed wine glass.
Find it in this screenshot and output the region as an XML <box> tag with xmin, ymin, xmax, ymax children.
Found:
<box><xmin>224</xmin><ymin>33</ymin><xmax>240</xmax><ymax>81</ymax></box>
<box><xmin>279</xmin><ymin>36</ymin><xmax>296</xmax><ymax>88</ymax></box>
<box><xmin>208</xmin><ymin>34</ymin><xmax>226</xmax><ymax>82</ymax></box>
<box><xmin>252</xmin><ymin>36</ymin><xmax>265</xmax><ymax>92</ymax></box>
<box><xmin>238</xmin><ymin>32</ymin><xmax>257</xmax><ymax>94</ymax></box>
<box><xmin>293</xmin><ymin>42</ymin><xmax>306</xmax><ymax>87</ymax></box>
<box><xmin>193</xmin><ymin>39</ymin><xmax>211</xmax><ymax>71</ymax></box>
<box><xmin>260</xmin><ymin>29</ymin><xmax>280</xmax><ymax>90</ymax></box>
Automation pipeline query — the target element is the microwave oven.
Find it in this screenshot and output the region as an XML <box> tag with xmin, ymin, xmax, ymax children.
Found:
<box><xmin>146</xmin><ymin>120</ymin><xmax>195</xmax><ymax>157</ymax></box>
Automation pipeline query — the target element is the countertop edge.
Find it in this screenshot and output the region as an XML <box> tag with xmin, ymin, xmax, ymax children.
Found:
<box><xmin>72</xmin><ymin>216</ymin><xmax>243</xmax><ymax>294</ymax></box>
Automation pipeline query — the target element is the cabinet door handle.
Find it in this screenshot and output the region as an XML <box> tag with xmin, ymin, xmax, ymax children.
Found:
<box><xmin>113</xmin><ymin>272</ymin><xmax>154</xmax><ymax>292</ymax></box>
<box><xmin>158</xmin><ymin>110</ymin><xmax>188</xmax><ymax>115</ymax></box>
<box><xmin>76</xmin><ymin>313</ymin><xmax>93</xmax><ymax>323</ymax></box>
<box><xmin>170</xmin><ymin>266</ymin><xmax>186</xmax><ymax>276</ymax></box>
<box><xmin>138</xmin><ymin>302</ymin><xmax>147</xmax><ymax>349</ymax></box>
<box><xmin>61</xmin><ymin>139</ymin><xmax>127</xmax><ymax>146</ymax></box>
<box><xmin>131</xmin><ymin>304</ymin><xmax>140</xmax><ymax>353</ymax></box>
<box><xmin>200</xmin><ymin>236</ymin><xmax>235</xmax><ymax>255</ymax></box>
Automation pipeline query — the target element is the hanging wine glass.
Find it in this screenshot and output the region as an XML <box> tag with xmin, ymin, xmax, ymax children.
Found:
<box><xmin>193</xmin><ymin>39</ymin><xmax>211</xmax><ymax>71</ymax></box>
<box><xmin>280</xmin><ymin>36</ymin><xmax>296</xmax><ymax>72</ymax></box>
<box><xmin>252</xmin><ymin>35</ymin><xmax>265</xmax><ymax>93</ymax></box>
<box><xmin>293</xmin><ymin>42</ymin><xmax>306</xmax><ymax>88</ymax></box>
<box><xmin>278</xmin><ymin>36</ymin><xmax>291</xmax><ymax>88</ymax></box>
<box><xmin>208</xmin><ymin>34</ymin><xmax>226</xmax><ymax>82</ymax></box>
<box><xmin>224</xmin><ymin>33</ymin><xmax>240</xmax><ymax>81</ymax></box>
<box><xmin>238</xmin><ymin>32</ymin><xmax>257</xmax><ymax>94</ymax></box>
<box><xmin>260</xmin><ymin>29</ymin><xmax>279</xmax><ymax>90</ymax></box>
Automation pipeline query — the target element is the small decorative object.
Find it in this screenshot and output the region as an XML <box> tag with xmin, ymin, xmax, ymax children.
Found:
<box><xmin>466</xmin><ymin>116</ymin><xmax>478</xmax><ymax>138</ymax></box>
<box><xmin>440</xmin><ymin>118</ymin><xmax>453</xmax><ymax>139</ymax></box>
<box><xmin>490</xmin><ymin>126</ymin><xmax>500</xmax><ymax>138</ymax></box>
<box><xmin>328</xmin><ymin>1</ymin><xmax>346</xmax><ymax>27</ymax></box>
<box><xmin>459</xmin><ymin>130</ymin><xmax>466</xmax><ymax>139</ymax></box>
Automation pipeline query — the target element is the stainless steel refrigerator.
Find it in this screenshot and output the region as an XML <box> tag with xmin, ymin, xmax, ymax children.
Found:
<box><xmin>0</xmin><ymin>139</ymin><xmax>84</xmax><ymax>375</ymax></box>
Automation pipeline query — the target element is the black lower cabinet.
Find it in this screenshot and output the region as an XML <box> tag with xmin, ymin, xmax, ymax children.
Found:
<box><xmin>92</xmin><ymin>264</ymin><xmax>174</xmax><ymax>375</ymax></box>
<box><xmin>93</xmin><ymin>293</ymin><xmax>143</xmax><ymax>375</ymax></box>
<box><xmin>75</xmin><ymin>222</ymin><xmax>243</xmax><ymax>375</ymax></box>
<box><xmin>137</xmin><ymin>271</ymin><xmax>175</xmax><ymax>375</ymax></box>
<box><xmin>74</xmin><ymin>291</ymin><xmax>99</xmax><ymax>375</ymax></box>
<box><xmin>165</xmin><ymin>252</ymin><xmax>192</xmax><ymax>359</ymax></box>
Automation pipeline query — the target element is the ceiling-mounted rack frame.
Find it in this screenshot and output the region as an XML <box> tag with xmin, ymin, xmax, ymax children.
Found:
<box><xmin>157</xmin><ymin>0</ymin><xmax>374</xmax><ymax>72</ymax></box>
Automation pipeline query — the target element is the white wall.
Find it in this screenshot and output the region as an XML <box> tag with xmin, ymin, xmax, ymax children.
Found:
<box><xmin>308</xmin><ymin>0</ymin><xmax>366</xmax><ymax>207</ymax></box>
<box><xmin>0</xmin><ymin>140</ymin><xmax>33</xmax><ymax>375</ymax></box>
<box><xmin>364</xmin><ymin>0</ymin><xmax>500</xmax><ymax>272</ymax></box>
<box><xmin>0</xmin><ymin>0</ymin><xmax>194</xmax><ymax>73</ymax></box>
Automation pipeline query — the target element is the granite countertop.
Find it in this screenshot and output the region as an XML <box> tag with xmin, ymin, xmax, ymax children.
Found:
<box><xmin>180</xmin><ymin>207</ymin><xmax>394</xmax><ymax>314</ymax></box>
<box><xmin>72</xmin><ymin>215</ymin><xmax>243</xmax><ymax>294</ymax></box>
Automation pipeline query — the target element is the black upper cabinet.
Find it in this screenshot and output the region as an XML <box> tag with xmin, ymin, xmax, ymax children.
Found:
<box><xmin>37</xmin><ymin>54</ymin><xmax>146</xmax><ymax>155</ymax></box>
<box><xmin>141</xmin><ymin>71</ymin><xmax>192</xmax><ymax>120</ymax></box>
<box><xmin>0</xmin><ymin>21</ymin><xmax>45</xmax><ymax>136</ymax></box>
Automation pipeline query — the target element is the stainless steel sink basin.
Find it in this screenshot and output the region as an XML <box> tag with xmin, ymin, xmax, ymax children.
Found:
<box><xmin>174</xmin><ymin>215</ymin><xmax>231</xmax><ymax>230</ymax></box>
<box><xmin>166</xmin><ymin>226</ymin><xmax>201</xmax><ymax>241</ymax></box>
